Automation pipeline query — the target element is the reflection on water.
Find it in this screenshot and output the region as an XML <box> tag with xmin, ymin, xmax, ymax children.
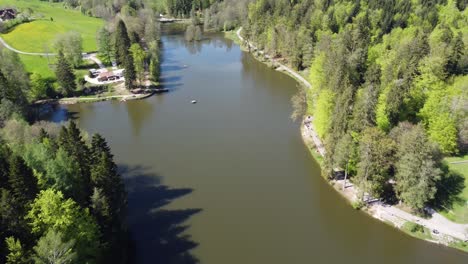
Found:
<box><xmin>49</xmin><ymin>32</ymin><xmax>468</xmax><ymax>264</ymax></box>
<box><xmin>125</xmin><ymin>100</ymin><xmax>155</xmax><ymax>137</ymax></box>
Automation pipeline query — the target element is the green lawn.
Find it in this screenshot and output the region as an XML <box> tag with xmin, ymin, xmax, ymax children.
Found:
<box><xmin>0</xmin><ymin>0</ymin><xmax>103</xmax><ymax>75</ymax></box>
<box><xmin>19</xmin><ymin>54</ymin><xmax>54</xmax><ymax>77</ymax></box>
<box><xmin>440</xmin><ymin>155</ymin><xmax>468</xmax><ymax>223</ymax></box>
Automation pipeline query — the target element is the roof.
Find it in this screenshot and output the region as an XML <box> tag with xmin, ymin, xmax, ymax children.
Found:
<box><xmin>0</xmin><ymin>8</ymin><xmax>17</xmax><ymax>21</ymax></box>
<box><xmin>98</xmin><ymin>71</ymin><xmax>116</xmax><ymax>78</ymax></box>
<box><xmin>0</xmin><ymin>9</ymin><xmax>16</xmax><ymax>16</ymax></box>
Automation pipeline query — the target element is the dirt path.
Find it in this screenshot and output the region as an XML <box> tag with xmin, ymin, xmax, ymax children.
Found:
<box><xmin>237</xmin><ymin>27</ymin><xmax>325</xmax><ymax>156</ymax></box>
<box><xmin>0</xmin><ymin>35</ymin><xmax>55</xmax><ymax>56</ymax></box>
<box><xmin>83</xmin><ymin>53</ymin><xmax>105</xmax><ymax>69</ymax></box>
<box><xmin>374</xmin><ymin>202</ymin><xmax>468</xmax><ymax>241</ymax></box>
<box><xmin>0</xmin><ymin>35</ymin><xmax>92</xmax><ymax>58</ymax></box>
<box><xmin>236</xmin><ymin>28</ymin><xmax>311</xmax><ymax>88</ymax></box>
<box><xmin>57</xmin><ymin>93</ymin><xmax>153</xmax><ymax>104</ymax></box>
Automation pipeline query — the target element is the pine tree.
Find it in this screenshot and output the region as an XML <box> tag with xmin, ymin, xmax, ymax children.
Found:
<box><xmin>5</xmin><ymin>156</ymin><xmax>38</xmax><ymax>243</ymax></box>
<box><xmin>55</xmin><ymin>51</ymin><xmax>76</xmax><ymax>97</ymax></box>
<box><xmin>114</xmin><ymin>20</ymin><xmax>136</xmax><ymax>89</ymax></box>
<box><xmin>57</xmin><ymin>122</ymin><xmax>91</xmax><ymax>206</ymax></box>
<box><xmin>8</xmin><ymin>156</ymin><xmax>38</xmax><ymax>205</ymax></box>
<box><xmin>123</xmin><ymin>54</ymin><xmax>136</xmax><ymax>90</ymax></box>
<box><xmin>90</xmin><ymin>145</ymin><xmax>128</xmax><ymax>264</ymax></box>
<box><xmin>90</xmin><ymin>133</ymin><xmax>125</xmax><ymax>226</ymax></box>
<box><xmin>394</xmin><ymin>125</ymin><xmax>442</xmax><ymax>211</ymax></box>
<box><xmin>150</xmin><ymin>57</ymin><xmax>160</xmax><ymax>83</ymax></box>
<box><xmin>33</xmin><ymin>229</ymin><xmax>77</xmax><ymax>264</ymax></box>
<box><xmin>98</xmin><ymin>27</ymin><xmax>113</xmax><ymax>64</ymax></box>
<box><xmin>91</xmin><ymin>152</ymin><xmax>126</xmax><ymax>224</ymax></box>
<box><xmin>0</xmin><ymin>70</ymin><xmax>9</xmax><ymax>101</ymax></box>
<box><xmin>0</xmin><ymin>143</ymin><xmax>11</xmax><ymax>189</ymax></box>
<box><xmin>114</xmin><ymin>20</ymin><xmax>132</xmax><ymax>66</ymax></box>
<box><xmin>90</xmin><ymin>187</ymin><xmax>110</xmax><ymax>231</ymax></box>
<box><xmin>446</xmin><ymin>33</ymin><xmax>465</xmax><ymax>75</ymax></box>
<box><xmin>90</xmin><ymin>134</ymin><xmax>112</xmax><ymax>161</ymax></box>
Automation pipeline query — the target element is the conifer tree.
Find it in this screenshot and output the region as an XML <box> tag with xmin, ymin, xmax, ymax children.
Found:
<box><xmin>0</xmin><ymin>70</ymin><xmax>9</xmax><ymax>101</ymax></box>
<box><xmin>90</xmin><ymin>134</ymin><xmax>112</xmax><ymax>160</ymax></box>
<box><xmin>394</xmin><ymin>125</ymin><xmax>442</xmax><ymax>211</ymax></box>
<box><xmin>123</xmin><ymin>55</ymin><xmax>136</xmax><ymax>90</ymax></box>
<box><xmin>8</xmin><ymin>156</ymin><xmax>38</xmax><ymax>205</ymax></box>
<box><xmin>114</xmin><ymin>20</ymin><xmax>132</xmax><ymax>66</ymax></box>
<box><xmin>114</xmin><ymin>20</ymin><xmax>136</xmax><ymax>89</ymax></box>
<box><xmin>91</xmin><ymin>152</ymin><xmax>126</xmax><ymax>225</ymax></box>
<box><xmin>446</xmin><ymin>32</ymin><xmax>465</xmax><ymax>75</ymax></box>
<box><xmin>0</xmin><ymin>143</ymin><xmax>10</xmax><ymax>189</ymax></box>
<box><xmin>57</xmin><ymin>122</ymin><xmax>91</xmax><ymax>206</ymax></box>
<box><xmin>55</xmin><ymin>51</ymin><xmax>76</xmax><ymax>97</ymax></box>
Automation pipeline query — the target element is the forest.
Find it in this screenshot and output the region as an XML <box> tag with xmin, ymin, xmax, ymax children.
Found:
<box><xmin>204</xmin><ymin>0</ymin><xmax>468</xmax><ymax>212</ymax></box>
<box><xmin>0</xmin><ymin>1</ymin><xmax>162</xmax><ymax>263</ymax></box>
<box><xmin>0</xmin><ymin>120</ymin><xmax>129</xmax><ymax>263</ymax></box>
<box><xmin>1</xmin><ymin>0</ymin><xmax>468</xmax><ymax>261</ymax></box>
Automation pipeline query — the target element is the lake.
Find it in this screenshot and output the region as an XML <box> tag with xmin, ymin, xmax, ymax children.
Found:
<box><xmin>48</xmin><ymin>32</ymin><xmax>467</xmax><ymax>263</ymax></box>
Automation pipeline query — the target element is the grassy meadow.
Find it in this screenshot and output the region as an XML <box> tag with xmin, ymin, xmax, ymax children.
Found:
<box><xmin>0</xmin><ymin>0</ymin><xmax>103</xmax><ymax>76</ymax></box>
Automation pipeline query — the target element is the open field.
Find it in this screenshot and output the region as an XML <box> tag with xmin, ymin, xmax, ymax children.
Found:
<box><xmin>1</xmin><ymin>0</ymin><xmax>103</xmax><ymax>52</ymax></box>
<box><xmin>440</xmin><ymin>155</ymin><xmax>468</xmax><ymax>223</ymax></box>
<box><xmin>0</xmin><ymin>0</ymin><xmax>103</xmax><ymax>75</ymax></box>
<box><xmin>19</xmin><ymin>54</ymin><xmax>54</xmax><ymax>77</ymax></box>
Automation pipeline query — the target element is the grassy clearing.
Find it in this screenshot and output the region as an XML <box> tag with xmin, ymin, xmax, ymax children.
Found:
<box><xmin>439</xmin><ymin>155</ymin><xmax>468</xmax><ymax>223</ymax></box>
<box><xmin>0</xmin><ymin>0</ymin><xmax>103</xmax><ymax>76</ymax></box>
<box><xmin>19</xmin><ymin>54</ymin><xmax>55</xmax><ymax>77</ymax></box>
<box><xmin>1</xmin><ymin>0</ymin><xmax>103</xmax><ymax>52</ymax></box>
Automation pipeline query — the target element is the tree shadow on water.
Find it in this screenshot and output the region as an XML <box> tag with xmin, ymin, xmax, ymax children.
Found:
<box><xmin>119</xmin><ymin>165</ymin><xmax>201</xmax><ymax>264</ymax></box>
<box><xmin>32</xmin><ymin>104</ymin><xmax>79</xmax><ymax>123</ymax></box>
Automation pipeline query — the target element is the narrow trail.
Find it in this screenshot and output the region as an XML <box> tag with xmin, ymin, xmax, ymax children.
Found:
<box><xmin>0</xmin><ymin>35</ymin><xmax>90</xmax><ymax>58</ymax></box>
<box><xmin>236</xmin><ymin>28</ymin><xmax>311</xmax><ymax>88</ymax></box>
<box><xmin>0</xmin><ymin>35</ymin><xmax>55</xmax><ymax>56</ymax></box>
<box><xmin>83</xmin><ymin>53</ymin><xmax>105</xmax><ymax>69</ymax></box>
<box><xmin>237</xmin><ymin>27</ymin><xmax>468</xmax><ymax>243</ymax></box>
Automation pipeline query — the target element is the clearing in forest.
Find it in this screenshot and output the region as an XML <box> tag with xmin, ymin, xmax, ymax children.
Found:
<box><xmin>0</xmin><ymin>0</ymin><xmax>103</xmax><ymax>76</ymax></box>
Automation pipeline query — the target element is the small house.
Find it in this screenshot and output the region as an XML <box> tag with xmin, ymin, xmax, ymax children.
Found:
<box><xmin>0</xmin><ymin>9</ymin><xmax>17</xmax><ymax>22</ymax></box>
<box><xmin>97</xmin><ymin>71</ymin><xmax>120</xmax><ymax>82</ymax></box>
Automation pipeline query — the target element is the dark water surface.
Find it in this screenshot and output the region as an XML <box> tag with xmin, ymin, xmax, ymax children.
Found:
<box><xmin>49</xmin><ymin>33</ymin><xmax>467</xmax><ymax>263</ymax></box>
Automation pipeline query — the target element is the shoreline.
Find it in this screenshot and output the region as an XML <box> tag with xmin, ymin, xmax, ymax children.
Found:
<box><xmin>232</xmin><ymin>28</ymin><xmax>468</xmax><ymax>252</ymax></box>
<box><xmin>33</xmin><ymin>91</ymin><xmax>156</xmax><ymax>106</ymax></box>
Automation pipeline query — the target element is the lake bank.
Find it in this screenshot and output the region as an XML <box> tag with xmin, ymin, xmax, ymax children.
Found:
<box><xmin>48</xmin><ymin>31</ymin><xmax>468</xmax><ymax>263</ymax></box>
<box><xmin>233</xmin><ymin>27</ymin><xmax>468</xmax><ymax>252</ymax></box>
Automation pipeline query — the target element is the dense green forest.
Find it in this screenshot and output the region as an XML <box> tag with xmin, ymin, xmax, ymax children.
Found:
<box><xmin>0</xmin><ymin>1</ymin><xmax>163</xmax><ymax>262</ymax></box>
<box><xmin>1</xmin><ymin>0</ymin><xmax>467</xmax><ymax>261</ymax></box>
<box><xmin>206</xmin><ymin>0</ymin><xmax>467</xmax><ymax>211</ymax></box>
<box><xmin>0</xmin><ymin>120</ymin><xmax>129</xmax><ymax>263</ymax></box>
<box><xmin>39</xmin><ymin>0</ymin><xmax>217</xmax><ymax>18</ymax></box>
